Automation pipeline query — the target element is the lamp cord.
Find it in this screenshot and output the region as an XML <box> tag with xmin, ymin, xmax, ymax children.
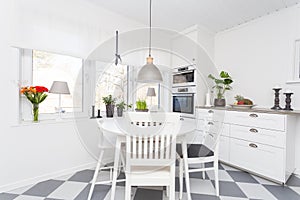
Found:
<box><xmin>149</xmin><ymin>0</ymin><xmax>152</xmax><ymax>57</ymax></box>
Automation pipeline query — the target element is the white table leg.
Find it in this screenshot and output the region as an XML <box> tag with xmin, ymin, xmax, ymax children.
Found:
<box><xmin>111</xmin><ymin>136</ymin><xmax>121</xmax><ymax>200</ymax></box>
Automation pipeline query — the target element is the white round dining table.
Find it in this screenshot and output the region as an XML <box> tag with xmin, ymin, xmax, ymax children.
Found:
<box><xmin>97</xmin><ymin>117</ymin><xmax>196</xmax><ymax>200</ymax></box>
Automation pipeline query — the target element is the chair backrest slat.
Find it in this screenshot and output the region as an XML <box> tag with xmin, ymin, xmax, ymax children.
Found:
<box><xmin>124</xmin><ymin>112</ymin><xmax>180</xmax><ymax>165</ymax></box>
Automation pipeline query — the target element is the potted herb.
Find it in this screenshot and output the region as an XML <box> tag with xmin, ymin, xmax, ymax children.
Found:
<box><xmin>116</xmin><ymin>101</ymin><xmax>132</xmax><ymax>117</ymax></box>
<box><xmin>102</xmin><ymin>95</ymin><xmax>116</xmax><ymax>117</ymax></box>
<box><xmin>208</xmin><ymin>71</ymin><xmax>233</xmax><ymax>107</ymax></box>
<box><xmin>135</xmin><ymin>99</ymin><xmax>148</xmax><ymax>112</ymax></box>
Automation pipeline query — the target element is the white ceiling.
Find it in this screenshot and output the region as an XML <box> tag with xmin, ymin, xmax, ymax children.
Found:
<box><xmin>87</xmin><ymin>0</ymin><xmax>300</xmax><ymax>33</ymax></box>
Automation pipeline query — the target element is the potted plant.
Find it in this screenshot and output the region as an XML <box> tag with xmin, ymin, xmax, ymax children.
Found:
<box><xmin>102</xmin><ymin>95</ymin><xmax>116</xmax><ymax>117</ymax></box>
<box><xmin>208</xmin><ymin>71</ymin><xmax>233</xmax><ymax>107</ymax></box>
<box><xmin>135</xmin><ymin>99</ymin><xmax>148</xmax><ymax>112</ymax></box>
<box><xmin>116</xmin><ymin>101</ymin><xmax>132</xmax><ymax>117</ymax></box>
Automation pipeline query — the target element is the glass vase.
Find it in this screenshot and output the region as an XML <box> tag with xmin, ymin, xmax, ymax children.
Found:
<box><xmin>33</xmin><ymin>103</ymin><xmax>39</xmax><ymax>122</ymax></box>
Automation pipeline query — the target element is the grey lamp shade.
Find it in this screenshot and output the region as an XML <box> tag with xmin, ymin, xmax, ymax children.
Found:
<box><xmin>49</xmin><ymin>81</ymin><xmax>70</xmax><ymax>94</ymax></box>
<box><xmin>137</xmin><ymin>57</ymin><xmax>163</xmax><ymax>83</ymax></box>
<box><xmin>147</xmin><ymin>88</ymin><xmax>156</xmax><ymax>97</ymax></box>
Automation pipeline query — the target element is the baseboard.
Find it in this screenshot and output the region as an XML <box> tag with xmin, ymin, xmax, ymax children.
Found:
<box><xmin>0</xmin><ymin>162</ymin><xmax>96</xmax><ymax>193</ymax></box>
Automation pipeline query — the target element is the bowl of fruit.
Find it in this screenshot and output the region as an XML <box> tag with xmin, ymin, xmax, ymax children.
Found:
<box><xmin>230</xmin><ymin>95</ymin><xmax>256</xmax><ymax>109</ymax></box>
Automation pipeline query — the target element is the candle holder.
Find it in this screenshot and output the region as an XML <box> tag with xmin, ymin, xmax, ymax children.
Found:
<box><xmin>90</xmin><ymin>105</ymin><xmax>96</xmax><ymax>119</ymax></box>
<box><xmin>97</xmin><ymin>109</ymin><xmax>103</xmax><ymax>118</ymax></box>
<box><xmin>271</xmin><ymin>88</ymin><xmax>282</xmax><ymax>110</ymax></box>
<box><xmin>283</xmin><ymin>92</ymin><xmax>294</xmax><ymax>111</ymax></box>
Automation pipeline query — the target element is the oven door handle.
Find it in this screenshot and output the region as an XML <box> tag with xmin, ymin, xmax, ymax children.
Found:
<box><xmin>173</xmin><ymin>93</ymin><xmax>194</xmax><ymax>96</ymax></box>
<box><xmin>172</xmin><ymin>70</ymin><xmax>195</xmax><ymax>75</ymax></box>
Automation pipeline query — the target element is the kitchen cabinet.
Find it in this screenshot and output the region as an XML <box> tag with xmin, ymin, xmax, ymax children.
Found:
<box><xmin>196</xmin><ymin>107</ymin><xmax>297</xmax><ymax>183</ymax></box>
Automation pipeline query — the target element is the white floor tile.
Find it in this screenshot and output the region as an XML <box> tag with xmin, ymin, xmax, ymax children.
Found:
<box><xmin>189</xmin><ymin>178</ymin><xmax>216</xmax><ymax>195</ymax></box>
<box><xmin>8</xmin><ymin>184</ymin><xmax>35</xmax><ymax>195</ymax></box>
<box><xmin>14</xmin><ymin>195</ymin><xmax>44</xmax><ymax>200</ymax></box>
<box><xmin>206</xmin><ymin>170</ymin><xmax>234</xmax><ymax>182</ymax></box>
<box><xmin>237</xmin><ymin>182</ymin><xmax>277</xmax><ymax>200</ymax></box>
<box><xmin>290</xmin><ymin>186</ymin><xmax>300</xmax><ymax>195</ymax></box>
<box><xmin>47</xmin><ymin>181</ymin><xmax>88</xmax><ymax>199</ymax></box>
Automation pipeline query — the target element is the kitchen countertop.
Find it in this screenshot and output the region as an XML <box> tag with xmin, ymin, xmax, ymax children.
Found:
<box><xmin>195</xmin><ymin>106</ymin><xmax>300</xmax><ymax>115</ymax></box>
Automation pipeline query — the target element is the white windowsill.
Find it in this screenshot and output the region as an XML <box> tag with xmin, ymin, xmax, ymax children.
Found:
<box><xmin>286</xmin><ymin>80</ymin><xmax>300</xmax><ymax>84</ymax></box>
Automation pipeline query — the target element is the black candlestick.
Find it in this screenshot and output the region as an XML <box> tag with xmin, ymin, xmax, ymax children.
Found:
<box><xmin>271</xmin><ymin>88</ymin><xmax>282</xmax><ymax>110</ymax></box>
<box><xmin>283</xmin><ymin>92</ymin><xmax>293</xmax><ymax>111</ymax></box>
<box><xmin>97</xmin><ymin>109</ymin><xmax>102</xmax><ymax>118</ymax></box>
<box><xmin>90</xmin><ymin>105</ymin><xmax>96</xmax><ymax>119</ymax></box>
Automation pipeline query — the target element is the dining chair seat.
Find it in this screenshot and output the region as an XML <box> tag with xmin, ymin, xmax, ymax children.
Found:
<box><xmin>176</xmin><ymin>144</ymin><xmax>214</xmax><ymax>158</ymax></box>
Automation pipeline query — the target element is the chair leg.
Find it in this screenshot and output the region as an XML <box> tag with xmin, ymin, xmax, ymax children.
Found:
<box><xmin>202</xmin><ymin>163</ymin><xmax>206</xmax><ymax>179</ymax></box>
<box><xmin>214</xmin><ymin>160</ymin><xmax>219</xmax><ymax>196</ymax></box>
<box><xmin>169</xmin><ymin>164</ymin><xmax>176</xmax><ymax>200</ymax></box>
<box><xmin>166</xmin><ymin>186</ymin><xmax>169</xmax><ymax>197</ymax></box>
<box><xmin>182</xmin><ymin>141</ymin><xmax>191</xmax><ymax>200</ymax></box>
<box><xmin>88</xmin><ymin>150</ymin><xmax>104</xmax><ymax>200</ymax></box>
<box><xmin>179</xmin><ymin>159</ymin><xmax>183</xmax><ymax>199</ymax></box>
<box><xmin>125</xmin><ymin>178</ymin><xmax>131</xmax><ymax>200</ymax></box>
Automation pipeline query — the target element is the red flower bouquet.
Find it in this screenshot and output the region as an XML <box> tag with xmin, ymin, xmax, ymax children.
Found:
<box><xmin>20</xmin><ymin>86</ymin><xmax>49</xmax><ymax>122</ymax></box>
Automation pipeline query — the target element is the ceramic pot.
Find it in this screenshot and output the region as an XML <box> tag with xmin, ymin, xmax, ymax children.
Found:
<box><xmin>214</xmin><ymin>98</ymin><xmax>226</xmax><ymax>107</ymax></box>
<box><xmin>106</xmin><ymin>104</ymin><xmax>115</xmax><ymax>117</ymax></box>
<box><xmin>135</xmin><ymin>109</ymin><xmax>149</xmax><ymax>112</ymax></box>
<box><xmin>117</xmin><ymin>107</ymin><xmax>123</xmax><ymax>117</ymax></box>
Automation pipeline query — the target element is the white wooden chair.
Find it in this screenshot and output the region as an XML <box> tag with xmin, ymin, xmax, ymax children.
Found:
<box><xmin>177</xmin><ymin>118</ymin><xmax>223</xmax><ymax>200</ymax></box>
<box><xmin>88</xmin><ymin>119</ymin><xmax>125</xmax><ymax>200</ymax></box>
<box><xmin>123</xmin><ymin>112</ymin><xmax>181</xmax><ymax>200</ymax></box>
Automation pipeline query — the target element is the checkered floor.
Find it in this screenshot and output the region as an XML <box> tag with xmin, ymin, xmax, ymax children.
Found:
<box><xmin>1</xmin><ymin>163</ymin><xmax>300</xmax><ymax>200</ymax></box>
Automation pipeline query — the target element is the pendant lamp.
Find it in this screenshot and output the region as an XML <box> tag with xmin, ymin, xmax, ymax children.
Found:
<box><xmin>137</xmin><ymin>0</ymin><xmax>163</xmax><ymax>83</ymax></box>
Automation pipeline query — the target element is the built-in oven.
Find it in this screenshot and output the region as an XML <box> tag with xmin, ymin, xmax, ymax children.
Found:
<box><xmin>172</xmin><ymin>86</ymin><xmax>196</xmax><ymax>117</ymax></box>
<box><xmin>172</xmin><ymin>65</ymin><xmax>196</xmax><ymax>87</ymax></box>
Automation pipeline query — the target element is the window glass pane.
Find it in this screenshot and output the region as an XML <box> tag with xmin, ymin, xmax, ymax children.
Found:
<box><xmin>95</xmin><ymin>64</ymin><xmax>128</xmax><ymax>111</ymax></box>
<box><xmin>136</xmin><ymin>83</ymin><xmax>159</xmax><ymax>109</ymax></box>
<box><xmin>32</xmin><ymin>50</ymin><xmax>83</xmax><ymax>113</ymax></box>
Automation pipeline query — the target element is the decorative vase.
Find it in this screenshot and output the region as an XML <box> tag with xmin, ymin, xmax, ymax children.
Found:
<box><xmin>106</xmin><ymin>104</ymin><xmax>115</xmax><ymax>118</ymax></box>
<box><xmin>33</xmin><ymin>103</ymin><xmax>39</xmax><ymax>122</ymax></box>
<box><xmin>117</xmin><ymin>107</ymin><xmax>123</xmax><ymax>117</ymax></box>
<box><xmin>214</xmin><ymin>98</ymin><xmax>226</xmax><ymax>107</ymax></box>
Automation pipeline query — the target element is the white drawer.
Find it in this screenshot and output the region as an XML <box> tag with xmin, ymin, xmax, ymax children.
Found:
<box><xmin>196</xmin><ymin>108</ymin><xmax>226</xmax><ymax>122</ymax></box>
<box><xmin>227</xmin><ymin>111</ymin><xmax>285</xmax><ymax>131</ymax></box>
<box><xmin>219</xmin><ymin>135</ymin><xmax>230</xmax><ymax>163</ymax></box>
<box><xmin>197</xmin><ymin>120</ymin><xmax>230</xmax><ymax>137</ymax></box>
<box><xmin>231</xmin><ymin>125</ymin><xmax>285</xmax><ymax>148</ymax></box>
<box><xmin>230</xmin><ymin>138</ymin><xmax>285</xmax><ymax>182</ymax></box>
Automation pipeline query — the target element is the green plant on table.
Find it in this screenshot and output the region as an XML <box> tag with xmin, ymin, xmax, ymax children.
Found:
<box><xmin>116</xmin><ymin>101</ymin><xmax>132</xmax><ymax>110</ymax></box>
<box><xmin>136</xmin><ymin>99</ymin><xmax>147</xmax><ymax>110</ymax></box>
<box><xmin>208</xmin><ymin>71</ymin><xmax>233</xmax><ymax>99</ymax></box>
<box><xmin>102</xmin><ymin>95</ymin><xmax>116</xmax><ymax>105</ymax></box>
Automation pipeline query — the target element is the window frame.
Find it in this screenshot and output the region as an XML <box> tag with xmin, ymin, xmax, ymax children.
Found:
<box><xmin>19</xmin><ymin>48</ymin><xmax>85</xmax><ymax>122</ymax></box>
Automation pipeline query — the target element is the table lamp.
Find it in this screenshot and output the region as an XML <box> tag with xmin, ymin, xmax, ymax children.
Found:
<box><xmin>147</xmin><ymin>87</ymin><xmax>156</xmax><ymax>109</ymax></box>
<box><xmin>49</xmin><ymin>81</ymin><xmax>70</xmax><ymax>119</ymax></box>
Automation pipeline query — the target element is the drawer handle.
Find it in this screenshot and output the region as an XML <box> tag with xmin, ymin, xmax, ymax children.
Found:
<box><xmin>208</xmin><ymin>110</ymin><xmax>214</xmax><ymax>113</ymax></box>
<box><xmin>180</xmin><ymin>117</ymin><xmax>184</xmax><ymax>121</ymax></box>
<box><xmin>249</xmin><ymin>128</ymin><xmax>258</xmax><ymax>133</ymax></box>
<box><xmin>209</xmin><ymin>133</ymin><xmax>214</xmax><ymax>138</ymax></box>
<box><xmin>249</xmin><ymin>113</ymin><xmax>258</xmax><ymax>118</ymax></box>
<box><xmin>207</xmin><ymin>121</ymin><xmax>214</xmax><ymax>125</ymax></box>
<box><xmin>249</xmin><ymin>143</ymin><xmax>258</xmax><ymax>148</ymax></box>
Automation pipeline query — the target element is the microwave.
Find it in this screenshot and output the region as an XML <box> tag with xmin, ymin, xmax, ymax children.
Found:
<box><xmin>172</xmin><ymin>65</ymin><xmax>196</xmax><ymax>87</ymax></box>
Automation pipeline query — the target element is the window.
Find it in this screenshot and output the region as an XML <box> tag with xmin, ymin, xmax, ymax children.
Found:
<box><xmin>294</xmin><ymin>40</ymin><xmax>300</xmax><ymax>80</ymax></box>
<box><xmin>95</xmin><ymin>63</ymin><xmax>128</xmax><ymax>111</ymax></box>
<box><xmin>20</xmin><ymin>49</ymin><xmax>83</xmax><ymax>121</ymax></box>
<box><xmin>136</xmin><ymin>83</ymin><xmax>159</xmax><ymax>108</ymax></box>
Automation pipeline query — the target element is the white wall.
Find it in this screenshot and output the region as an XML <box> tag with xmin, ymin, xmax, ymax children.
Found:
<box><xmin>214</xmin><ymin>5</ymin><xmax>300</xmax><ymax>173</ymax></box>
<box><xmin>0</xmin><ymin>0</ymin><xmax>142</xmax><ymax>192</ymax></box>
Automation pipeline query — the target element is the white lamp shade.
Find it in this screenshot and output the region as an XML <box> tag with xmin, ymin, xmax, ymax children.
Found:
<box><xmin>147</xmin><ymin>88</ymin><xmax>156</xmax><ymax>96</ymax></box>
<box><xmin>137</xmin><ymin>57</ymin><xmax>163</xmax><ymax>83</ymax></box>
<box><xmin>49</xmin><ymin>81</ymin><xmax>70</xmax><ymax>94</ymax></box>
